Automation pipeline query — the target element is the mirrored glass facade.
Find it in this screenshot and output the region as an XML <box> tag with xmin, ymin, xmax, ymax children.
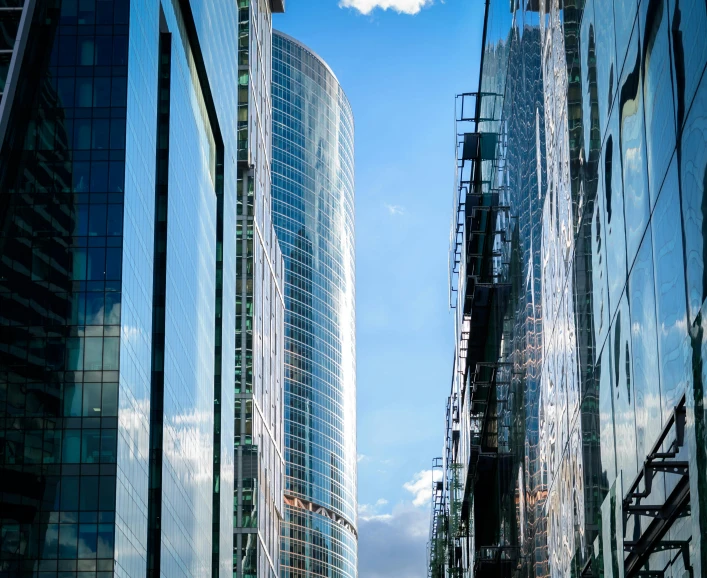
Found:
<box><xmin>271</xmin><ymin>31</ymin><xmax>358</xmax><ymax>578</ymax></box>
<box><xmin>0</xmin><ymin>1</ymin><xmax>248</xmax><ymax>576</ymax></box>
<box><xmin>429</xmin><ymin>1</ymin><xmax>707</xmax><ymax>577</ymax></box>
<box><xmin>232</xmin><ymin>2</ymin><xmax>285</xmax><ymax>578</ymax></box>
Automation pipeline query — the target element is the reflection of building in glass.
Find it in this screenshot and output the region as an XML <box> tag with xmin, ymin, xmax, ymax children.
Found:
<box><xmin>271</xmin><ymin>31</ymin><xmax>358</xmax><ymax>578</ymax></box>
<box><xmin>428</xmin><ymin>1</ymin><xmax>707</xmax><ymax>577</ymax></box>
<box><xmin>0</xmin><ymin>2</ymin><xmax>263</xmax><ymax>577</ymax></box>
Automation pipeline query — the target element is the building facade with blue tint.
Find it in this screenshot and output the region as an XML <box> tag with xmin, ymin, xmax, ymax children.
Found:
<box><xmin>0</xmin><ymin>1</ymin><xmax>260</xmax><ymax>577</ymax></box>
<box><xmin>232</xmin><ymin>1</ymin><xmax>286</xmax><ymax>578</ymax></box>
<box><xmin>428</xmin><ymin>1</ymin><xmax>707</xmax><ymax>577</ymax></box>
<box><xmin>271</xmin><ymin>31</ymin><xmax>358</xmax><ymax>578</ymax></box>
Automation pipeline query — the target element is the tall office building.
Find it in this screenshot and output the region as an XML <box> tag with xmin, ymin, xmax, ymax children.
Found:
<box><xmin>271</xmin><ymin>31</ymin><xmax>358</xmax><ymax>578</ymax></box>
<box><xmin>232</xmin><ymin>1</ymin><xmax>285</xmax><ymax>578</ymax></box>
<box><xmin>0</xmin><ymin>1</ymin><xmax>265</xmax><ymax>577</ymax></box>
<box><xmin>428</xmin><ymin>1</ymin><xmax>707</xmax><ymax>577</ymax></box>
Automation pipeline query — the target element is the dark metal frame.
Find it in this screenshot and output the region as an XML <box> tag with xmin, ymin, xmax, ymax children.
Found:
<box><xmin>622</xmin><ymin>396</ymin><xmax>693</xmax><ymax>578</ymax></box>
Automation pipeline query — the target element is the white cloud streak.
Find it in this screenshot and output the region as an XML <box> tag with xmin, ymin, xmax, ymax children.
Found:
<box><xmin>359</xmin><ymin>498</ymin><xmax>391</xmax><ymax>521</ymax></box>
<box><xmin>357</xmin><ymin>470</ymin><xmax>436</xmax><ymax>576</ymax></box>
<box><xmin>339</xmin><ymin>0</ymin><xmax>434</xmax><ymax>15</ymax></box>
<box><xmin>402</xmin><ymin>469</ymin><xmax>434</xmax><ymax>507</ymax></box>
<box><xmin>384</xmin><ymin>203</ymin><xmax>406</xmax><ymax>216</ymax></box>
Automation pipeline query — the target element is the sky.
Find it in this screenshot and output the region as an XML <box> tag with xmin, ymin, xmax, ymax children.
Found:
<box><xmin>276</xmin><ymin>1</ymin><xmax>482</xmax><ymax>576</ymax></box>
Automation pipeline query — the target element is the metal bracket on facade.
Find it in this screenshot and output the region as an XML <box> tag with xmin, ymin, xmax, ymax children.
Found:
<box><xmin>623</xmin><ymin>397</ymin><xmax>686</xmax><ymax>508</ymax></box>
<box><xmin>622</xmin><ymin>396</ymin><xmax>692</xmax><ymax>577</ymax></box>
<box><xmin>627</xmin><ymin>540</ymin><xmax>692</xmax><ymax>578</ymax></box>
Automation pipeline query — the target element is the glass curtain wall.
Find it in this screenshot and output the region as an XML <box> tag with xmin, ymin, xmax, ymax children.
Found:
<box><xmin>271</xmin><ymin>31</ymin><xmax>358</xmax><ymax>578</ymax></box>
<box><xmin>0</xmin><ymin>1</ymin><xmax>245</xmax><ymax>576</ymax></box>
<box><xmin>233</xmin><ymin>1</ymin><xmax>285</xmax><ymax>578</ymax></box>
<box><xmin>430</xmin><ymin>0</ymin><xmax>707</xmax><ymax>577</ymax></box>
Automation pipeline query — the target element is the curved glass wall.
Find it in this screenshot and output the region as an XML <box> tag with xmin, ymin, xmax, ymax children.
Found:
<box><xmin>271</xmin><ymin>31</ymin><xmax>357</xmax><ymax>578</ymax></box>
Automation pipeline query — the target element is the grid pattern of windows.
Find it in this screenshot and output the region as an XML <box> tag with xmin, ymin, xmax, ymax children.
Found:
<box><xmin>280</xmin><ymin>505</ymin><xmax>356</xmax><ymax>578</ymax></box>
<box><xmin>233</xmin><ymin>3</ymin><xmax>285</xmax><ymax>578</ymax></box>
<box><xmin>0</xmin><ymin>1</ymin><xmax>241</xmax><ymax>577</ymax></box>
<box><xmin>271</xmin><ymin>31</ymin><xmax>357</xmax><ymax>578</ymax></box>
<box><xmin>0</xmin><ymin>1</ymin><xmax>27</xmax><ymax>102</ymax></box>
<box><xmin>0</xmin><ymin>2</ymin><xmax>128</xmax><ymax>576</ymax></box>
<box><xmin>455</xmin><ymin>0</ymin><xmax>707</xmax><ymax>576</ymax></box>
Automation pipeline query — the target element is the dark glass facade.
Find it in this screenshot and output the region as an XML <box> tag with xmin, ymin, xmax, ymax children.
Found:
<box><xmin>429</xmin><ymin>1</ymin><xmax>707</xmax><ymax>578</ymax></box>
<box><xmin>271</xmin><ymin>31</ymin><xmax>358</xmax><ymax>578</ymax></box>
<box><xmin>0</xmin><ymin>1</ymin><xmax>250</xmax><ymax>576</ymax></box>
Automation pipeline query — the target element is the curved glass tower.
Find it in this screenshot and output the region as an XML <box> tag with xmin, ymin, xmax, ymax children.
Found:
<box><xmin>271</xmin><ymin>31</ymin><xmax>357</xmax><ymax>578</ymax></box>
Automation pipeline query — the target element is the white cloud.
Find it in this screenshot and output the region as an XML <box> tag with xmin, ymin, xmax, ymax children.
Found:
<box><xmin>384</xmin><ymin>203</ymin><xmax>406</xmax><ymax>216</ymax></box>
<box><xmin>357</xmin><ymin>471</ymin><xmax>438</xmax><ymax>576</ymax></box>
<box><xmin>359</xmin><ymin>498</ymin><xmax>391</xmax><ymax>521</ymax></box>
<box><xmin>339</xmin><ymin>0</ymin><xmax>434</xmax><ymax>15</ymax></box>
<box><xmin>403</xmin><ymin>469</ymin><xmax>434</xmax><ymax>507</ymax></box>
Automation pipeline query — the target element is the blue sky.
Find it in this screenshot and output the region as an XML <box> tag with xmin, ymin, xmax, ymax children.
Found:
<box><xmin>276</xmin><ymin>1</ymin><xmax>481</xmax><ymax>575</ymax></box>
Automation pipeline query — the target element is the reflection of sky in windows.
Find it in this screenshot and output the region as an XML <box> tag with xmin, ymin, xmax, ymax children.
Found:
<box><xmin>0</xmin><ymin>0</ymin><xmax>130</xmax><ymax>572</ymax></box>
<box><xmin>0</xmin><ymin>0</ymin><xmax>241</xmax><ymax>575</ymax></box>
<box><xmin>460</xmin><ymin>0</ymin><xmax>707</xmax><ymax>576</ymax></box>
<box><xmin>272</xmin><ymin>31</ymin><xmax>357</xmax><ymax>578</ymax></box>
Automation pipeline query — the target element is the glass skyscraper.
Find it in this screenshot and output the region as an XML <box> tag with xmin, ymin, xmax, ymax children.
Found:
<box><xmin>232</xmin><ymin>2</ymin><xmax>285</xmax><ymax>578</ymax></box>
<box><xmin>0</xmin><ymin>1</ymin><xmax>276</xmax><ymax>577</ymax></box>
<box><xmin>271</xmin><ymin>31</ymin><xmax>358</xmax><ymax>578</ymax></box>
<box><xmin>428</xmin><ymin>1</ymin><xmax>707</xmax><ymax>578</ymax></box>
